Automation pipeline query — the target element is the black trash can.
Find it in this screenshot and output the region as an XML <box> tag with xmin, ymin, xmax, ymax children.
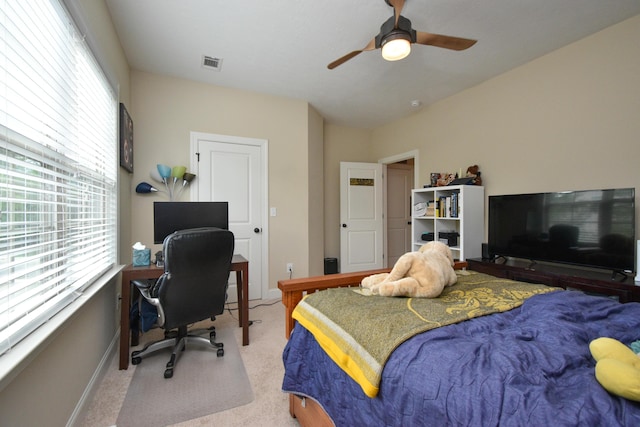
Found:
<box><xmin>324</xmin><ymin>257</ymin><xmax>338</xmax><ymax>275</ymax></box>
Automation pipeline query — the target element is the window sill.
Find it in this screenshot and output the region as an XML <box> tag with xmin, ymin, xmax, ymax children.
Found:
<box><xmin>0</xmin><ymin>264</ymin><xmax>125</xmax><ymax>392</ymax></box>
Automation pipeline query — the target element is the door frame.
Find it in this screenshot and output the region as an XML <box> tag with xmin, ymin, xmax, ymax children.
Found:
<box><xmin>378</xmin><ymin>150</ymin><xmax>419</xmax><ymax>267</ymax></box>
<box><xmin>378</xmin><ymin>149</ymin><xmax>419</xmax><ymax>187</ymax></box>
<box><xmin>189</xmin><ymin>132</ymin><xmax>272</xmax><ymax>300</ymax></box>
<box><xmin>385</xmin><ymin>162</ymin><xmax>414</xmax><ymax>267</ymax></box>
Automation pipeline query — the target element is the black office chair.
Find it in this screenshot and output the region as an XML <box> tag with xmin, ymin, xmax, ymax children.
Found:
<box><xmin>130</xmin><ymin>227</ymin><xmax>234</xmax><ymax>378</ymax></box>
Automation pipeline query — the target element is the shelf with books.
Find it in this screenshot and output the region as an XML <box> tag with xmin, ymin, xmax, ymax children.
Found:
<box><xmin>412</xmin><ymin>185</ymin><xmax>484</xmax><ymax>261</ymax></box>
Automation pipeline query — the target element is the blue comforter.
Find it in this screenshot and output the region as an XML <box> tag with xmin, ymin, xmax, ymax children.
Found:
<box><xmin>282</xmin><ymin>290</ymin><xmax>640</xmax><ymax>426</ymax></box>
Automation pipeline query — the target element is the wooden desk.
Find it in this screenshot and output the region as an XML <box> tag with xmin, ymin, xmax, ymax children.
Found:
<box><xmin>119</xmin><ymin>254</ymin><xmax>249</xmax><ymax>370</ymax></box>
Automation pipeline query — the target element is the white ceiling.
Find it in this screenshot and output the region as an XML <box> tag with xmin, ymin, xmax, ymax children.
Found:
<box><xmin>104</xmin><ymin>0</ymin><xmax>640</xmax><ymax>129</ymax></box>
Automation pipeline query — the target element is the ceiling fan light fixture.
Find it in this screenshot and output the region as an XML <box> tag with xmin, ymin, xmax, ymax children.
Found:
<box><xmin>381</xmin><ymin>32</ymin><xmax>411</xmax><ymax>61</ymax></box>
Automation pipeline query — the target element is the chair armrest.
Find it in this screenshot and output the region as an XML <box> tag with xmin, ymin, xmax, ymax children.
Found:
<box><xmin>131</xmin><ymin>278</ymin><xmax>156</xmax><ymax>290</ymax></box>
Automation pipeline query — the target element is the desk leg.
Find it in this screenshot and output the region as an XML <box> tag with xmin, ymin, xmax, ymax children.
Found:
<box><xmin>119</xmin><ymin>272</ymin><xmax>131</xmax><ymax>370</ymax></box>
<box><xmin>236</xmin><ymin>271</ymin><xmax>243</xmax><ymax>329</ymax></box>
<box><xmin>236</xmin><ymin>264</ymin><xmax>249</xmax><ymax>346</ymax></box>
<box><xmin>242</xmin><ymin>263</ymin><xmax>249</xmax><ymax>346</ymax></box>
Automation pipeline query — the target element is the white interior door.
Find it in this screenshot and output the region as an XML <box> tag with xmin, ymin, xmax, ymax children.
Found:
<box><xmin>340</xmin><ymin>162</ymin><xmax>384</xmax><ymax>273</ymax></box>
<box><xmin>191</xmin><ymin>132</ymin><xmax>267</xmax><ymax>301</ymax></box>
<box><xmin>387</xmin><ymin>164</ymin><xmax>413</xmax><ymax>266</ymax></box>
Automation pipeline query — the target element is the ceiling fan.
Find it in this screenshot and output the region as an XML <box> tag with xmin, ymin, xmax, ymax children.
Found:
<box><xmin>327</xmin><ymin>0</ymin><xmax>477</xmax><ymax>70</ymax></box>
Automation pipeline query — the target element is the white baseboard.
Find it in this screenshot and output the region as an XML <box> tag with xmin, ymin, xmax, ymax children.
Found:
<box><xmin>66</xmin><ymin>330</ymin><xmax>120</xmax><ymax>427</ymax></box>
<box><xmin>265</xmin><ymin>287</ymin><xmax>281</xmax><ymax>300</ymax></box>
<box><xmin>226</xmin><ymin>285</ymin><xmax>282</xmax><ymax>303</ymax></box>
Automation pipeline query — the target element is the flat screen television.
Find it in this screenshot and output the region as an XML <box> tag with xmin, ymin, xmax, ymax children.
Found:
<box><xmin>488</xmin><ymin>188</ymin><xmax>635</xmax><ymax>274</ymax></box>
<box><xmin>153</xmin><ymin>201</ymin><xmax>229</xmax><ymax>244</ymax></box>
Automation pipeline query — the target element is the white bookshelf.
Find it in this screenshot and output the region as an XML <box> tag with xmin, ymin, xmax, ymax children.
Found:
<box><xmin>411</xmin><ymin>185</ymin><xmax>484</xmax><ymax>261</ymax></box>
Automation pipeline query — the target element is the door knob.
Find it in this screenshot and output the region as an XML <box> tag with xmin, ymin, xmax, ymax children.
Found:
<box><xmin>254</xmin><ymin>227</ymin><xmax>261</xmax><ymax>233</ymax></box>
<box><xmin>342</xmin><ymin>224</ymin><xmax>347</xmax><ymax>228</ymax></box>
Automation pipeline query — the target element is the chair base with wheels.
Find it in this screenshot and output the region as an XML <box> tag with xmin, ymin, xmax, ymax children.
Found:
<box><xmin>131</xmin><ymin>324</ymin><xmax>224</xmax><ymax>378</ymax></box>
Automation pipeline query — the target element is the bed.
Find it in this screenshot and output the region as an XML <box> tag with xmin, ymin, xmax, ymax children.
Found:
<box><xmin>278</xmin><ymin>264</ymin><xmax>640</xmax><ymax>427</ymax></box>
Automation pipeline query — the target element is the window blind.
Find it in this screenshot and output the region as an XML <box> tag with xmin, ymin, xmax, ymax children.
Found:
<box><xmin>0</xmin><ymin>0</ymin><xmax>118</xmax><ymax>355</ymax></box>
<box><xmin>544</xmin><ymin>189</ymin><xmax>634</xmax><ymax>244</ymax></box>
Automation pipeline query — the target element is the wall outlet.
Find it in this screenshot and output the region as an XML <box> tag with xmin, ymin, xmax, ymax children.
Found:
<box><xmin>286</xmin><ymin>263</ymin><xmax>293</xmax><ymax>274</ymax></box>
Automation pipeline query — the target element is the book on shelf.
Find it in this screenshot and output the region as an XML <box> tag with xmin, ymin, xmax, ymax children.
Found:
<box><xmin>426</xmin><ymin>201</ymin><xmax>435</xmax><ymax>216</ymax></box>
<box><xmin>451</xmin><ymin>193</ymin><xmax>458</xmax><ymax>218</ymax></box>
<box><xmin>431</xmin><ymin>193</ymin><xmax>461</xmax><ymax>218</ymax></box>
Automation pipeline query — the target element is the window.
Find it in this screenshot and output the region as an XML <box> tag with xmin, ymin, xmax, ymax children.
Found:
<box><xmin>0</xmin><ymin>0</ymin><xmax>118</xmax><ymax>355</ymax></box>
<box><xmin>544</xmin><ymin>189</ymin><xmax>635</xmax><ymax>246</ymax></box>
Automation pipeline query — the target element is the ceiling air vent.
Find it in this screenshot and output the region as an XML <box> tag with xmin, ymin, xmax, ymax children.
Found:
<box><xmin>202</xmin><ymin>56</ymin><xmax>223</xmax><ymax>71</ymax></box>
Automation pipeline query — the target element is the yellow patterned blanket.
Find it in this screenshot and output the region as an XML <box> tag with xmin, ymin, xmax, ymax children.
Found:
<box><xmin>292</xmin><ymin>271</ymin><xmax>560</xmax><ymax>398</ymax></box>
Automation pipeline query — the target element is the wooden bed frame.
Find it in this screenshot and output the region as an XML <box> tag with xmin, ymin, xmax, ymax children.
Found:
<box><xmin>277</xmin><ymin>262</ymin><xmax>468</xmax><ymax>426</ymax></box>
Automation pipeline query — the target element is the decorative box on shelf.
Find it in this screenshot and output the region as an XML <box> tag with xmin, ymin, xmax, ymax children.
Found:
<box><xmin>421</xmin><ymin>232</ymin><xmax>435</xmax><ymax>242</ymax></box>
<box><xmin>438</xmin><ymin>231</ymin><xmax>459</xmax><ymax>247</ymax></box>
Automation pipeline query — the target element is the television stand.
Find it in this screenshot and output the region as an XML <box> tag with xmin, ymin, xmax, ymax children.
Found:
<box><xmin>467</xmin><ymin>258</ymin><xmax>640</xmax><ymax>303</ymax></box>
<box><xmin>611</xmin><ymin>269</ymin><xmax>629</xmax><ymax>282</ymax></box>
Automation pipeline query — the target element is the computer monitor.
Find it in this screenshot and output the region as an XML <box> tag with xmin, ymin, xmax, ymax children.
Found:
<box><xmin>153</xmin><ymin>201</ymin><xmax>229</xmax><ymax>244</ymax></box>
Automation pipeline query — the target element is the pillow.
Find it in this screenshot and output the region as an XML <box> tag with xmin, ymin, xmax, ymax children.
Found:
<box><xmin>590</xmin><ymin>337</ymin><xmax>640</xmax><ymax>367</ymax></box>
<box><xmin>590</xmin><ymin>337</ymin><xmax>640</xmax><ymax>402</ymax></box>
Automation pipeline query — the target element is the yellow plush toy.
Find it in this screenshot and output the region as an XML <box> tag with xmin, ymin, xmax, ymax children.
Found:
<box><xmin>589</xmin><ymin>337</ymin><xmax>640</xmax><ymax>401</ymax></box>
<box><xmin>361</xmin><ymin>241</ymin><xmax>457</xmax><ymax>298</ymax></box>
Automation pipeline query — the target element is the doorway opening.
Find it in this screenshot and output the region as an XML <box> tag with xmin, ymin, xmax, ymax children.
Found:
<box><xmin>379</xmin><ymin>150</ymin><xmax>419</xmax><ymax>268</ymax></box>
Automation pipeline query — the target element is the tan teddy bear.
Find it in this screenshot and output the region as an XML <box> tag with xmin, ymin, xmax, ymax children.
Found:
<box><xmin>361</xmin><ymin>241</ymin><xmax>457</xmax><ymax>298</ymax></box>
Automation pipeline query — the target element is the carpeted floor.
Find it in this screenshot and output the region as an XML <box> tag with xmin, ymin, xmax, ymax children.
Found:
<box><xmin>116</xmin><ymin>327</ymin><xmax>253</xmax><ymax>427</ymax></box>
<box><xmin>79</xmin><ymin>299</ymin><xmax>299</xmax><ymax>427</ymax></box>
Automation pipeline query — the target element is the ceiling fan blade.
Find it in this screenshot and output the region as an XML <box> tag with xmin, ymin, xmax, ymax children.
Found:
<box><xmin>415</xmin><ymin>31</ymin><xmax>477</xmax><ymax>51</ymax></box>
<box><xmin>387</xmin><ymin>0</ymin><xmax>405</xmax><ymax>28</ymax></box>
<box><xmin>327</xmin><ymin>51</ymin><xmax>363</xmax><ymax>70</ymax></box>
<box><xmin>327</xmin><ymin>38</ymin><xmax>377</xmax><ymax>70</ymax></box>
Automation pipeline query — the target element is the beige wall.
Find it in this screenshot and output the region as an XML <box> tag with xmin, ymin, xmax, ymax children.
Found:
<box><xmin>323</xmin><ymin>124</ymin><xmax>374</xmax><ymax>264</ymax></box>
<box><xmin>0</xmin><ymin>284</ymin><xmax>118</xmax><ymax>426</ymax></box>
<box><xmin>308</xmin><ymin>106</ymin><xmax>325</xmax><ymax>276</ymax></box>
<box><xmin>129</xmin><ymin>71</ymin><xmax>322</xmax><ymax>289</ymax></box>
<box><xmin>369</xmin><ymin>14</ymin><xmax>640</xmax><ymax>242</ymax></box>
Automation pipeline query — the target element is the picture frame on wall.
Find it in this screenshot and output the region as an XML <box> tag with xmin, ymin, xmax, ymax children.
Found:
<box><xmin>119</xmin><ymin>103</ymin><xmax>134</xmax><ymax>173</ymax></box>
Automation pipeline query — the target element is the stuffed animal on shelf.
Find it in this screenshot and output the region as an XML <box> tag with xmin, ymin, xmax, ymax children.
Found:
<box><xmin>361</xmin><ymin>241</ymin><xmax>457</xmax><ymax>298</ymax></box>
<box><xmin>436</xmin><ymin>173</ymin><xmax>457</xmax><ymax>187</ymax></box>
<box><xmin>466</xmin><ymin>165</ymin><xmax>482</xmax><ymax>186</ymax></box>
<box><xmin>589</xmin><ymin>337</ymin><xmax>640</xmax><ymax>402</ymax></box>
